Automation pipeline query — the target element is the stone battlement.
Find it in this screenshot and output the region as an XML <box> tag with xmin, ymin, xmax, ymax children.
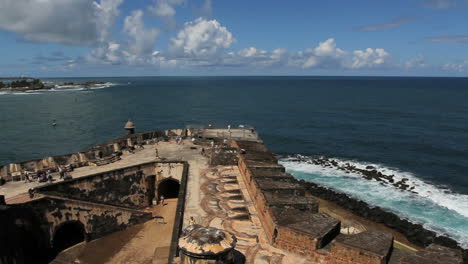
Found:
<box><xmin>231</xmin><ymin>139</ymin><xmax>424</xmax><ymax>264</ymax></box>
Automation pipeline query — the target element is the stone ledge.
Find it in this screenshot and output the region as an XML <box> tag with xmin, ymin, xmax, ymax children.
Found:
<box><xmin>400</xmin><ymin>244</ymin><xmax>463</xmax><ymax>264</ymax></box>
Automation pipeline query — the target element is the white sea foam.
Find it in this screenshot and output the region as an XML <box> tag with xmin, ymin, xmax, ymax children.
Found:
<box><xmin>280</xmin><ymin>156</ymin><xmax>468</xmax><ymax>248</ymax></box>
<box><xmin>0</xmin><ymin>82</ymin><xmax>118</xmax><ymax>96</ymax></box>
<box><xmin>11</xmin><ymin>92</ymin><xmax>42</xmax><ymax>95</ymax></box>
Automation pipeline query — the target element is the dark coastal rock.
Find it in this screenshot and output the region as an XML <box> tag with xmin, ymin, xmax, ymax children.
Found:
<box><xmin>290</xmin><ymin>155</ymin><xmax>411</xmax><ymax>190</ymax></box>
<box><xmin>293</xmin><ymin>179</ymin><xmax>468</xmax><ymax>263</ymax></box>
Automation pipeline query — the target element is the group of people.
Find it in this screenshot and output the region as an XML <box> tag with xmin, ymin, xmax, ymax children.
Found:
<box><xmin>34</xmin><ymin>170</ymin><xmax>53</xmax><ymax>183</ymax></box>
<box><xmin>23</xmin><ymin>165</ymin><xmax>71</xmax><ymax>184</ymax></box>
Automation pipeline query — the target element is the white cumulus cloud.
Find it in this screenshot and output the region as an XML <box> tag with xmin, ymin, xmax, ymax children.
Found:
<box><xmin>87</xmin><ymin>9</ymin><xmax>160</xmax><ymax>65</ymax></box>
<box><xmin>314</xmin><ymin>38</ymin><xmax>346</xmax><ymax>57</ymax></box>
<box><xmin>169</xmin><ymin>18</ymin><xmax>234</xmax><ymax>59</ymax></box>
<box><xmin>94</xmin><ymin>0</ymin><xmax>124</xmax><ymax>42</ymax></box>
<box><xmin>123</xmin><ymin>10</ymin><xmax>160</xmax><ymax>56</ymax></box>
<box><xmin>148</xmin><ymin>0</ymin><xmax>185</xmax><ymax>29</ymax></box>
<box><xmin>351</xmin><ymin>48</ymin><xmax>390</xmax><ymax>69</ymax></box>
<box><xmin>0</xmin><ymin>0</ymin><xmax>123</xmax><ymax>45</ymax></box>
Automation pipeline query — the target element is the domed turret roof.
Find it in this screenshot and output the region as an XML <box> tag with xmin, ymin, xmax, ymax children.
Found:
<box><xmin>178</xmin><ymin>226</ymin><xmax>237</xmax><ymax>257</ymax></box>
<box><xmin>124</xmin><ymin>120</ymin><xmax>135</xmax><ymax>129</ymax></box>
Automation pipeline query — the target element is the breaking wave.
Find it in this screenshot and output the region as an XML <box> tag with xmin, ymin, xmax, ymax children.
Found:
<box><xmin>0</xmin><ymin>82</ymin><xmax>118</xmax><ymax>95</ymax></box>
<box><xmin>279</xmin><ymin>155</ymin><xmax>468</xmax><ymax>248</ymax></box>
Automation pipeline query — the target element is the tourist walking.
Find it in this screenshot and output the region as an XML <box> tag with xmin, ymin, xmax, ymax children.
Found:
<box><xmin>24</xmin><ymin>171</ymin><xmax>31</xmax><ymax>183</ymax></box>
<box><xmin>160</xmin><ymin>195</ymin><xmax>165</xmax><ymax>206</ymax></box>
<box><xmin>59</xmin><ymin>166</ymin><xmax>65</xmax><ymax>179</ymax></box>
<box><xmin>46</xmin><ymin>170</ymin><xmax>53</xmax><ymax>183</ymax></box>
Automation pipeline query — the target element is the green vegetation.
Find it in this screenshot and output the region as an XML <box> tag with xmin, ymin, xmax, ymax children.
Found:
<box><xmin>2</xmin><ymin>79</ymin><xmax>45</xmax><ymax>89</ymax></box>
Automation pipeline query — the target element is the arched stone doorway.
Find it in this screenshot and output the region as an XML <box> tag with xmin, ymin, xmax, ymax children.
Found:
<box><xmin>52</xmin><ymin>221</ymin><xmax>85</xmax><ymax>253</ymax></box>
<box><xmin>157</xmin><ymin>178</ymin><xmax>180</xmax><ymax>200</ymax></box>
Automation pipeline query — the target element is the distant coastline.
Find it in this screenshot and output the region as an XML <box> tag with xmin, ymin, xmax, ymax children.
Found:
<box><xmin>0</xmin><ymin>78</ymin><xmax>106</xmax><ymax>92</ymax></box>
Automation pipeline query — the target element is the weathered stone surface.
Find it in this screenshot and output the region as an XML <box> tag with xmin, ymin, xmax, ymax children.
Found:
<box><xmin>35</xmin><ymin>165</ymin><xmax>152</xmax><ymax>208</ymax></box>
<box><xmin>272</xmin><ymin>208</ymin><xmax>340</xmax><ymax>242</ymax></box>
<box><xmin>264</xmin><ymin>192</ymin><xmax>319</xmax><ymax>212</ymax></box>
<box><xmin>400</xmin><ymin>244</ymin><xmax>463</xmax><ymax>264</ymax></box>
<box><xmin>231</xmin><ymin>141</ymin><xmax>270</xmax><ymax>153</ymax></box>
<box><xmin>330</xmin><ymin>231</ymin><xmax>394</xmax><ymax>264</ymax></box>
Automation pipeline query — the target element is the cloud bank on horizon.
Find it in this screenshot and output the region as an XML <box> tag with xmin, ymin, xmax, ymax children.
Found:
<box><xmin>0</xmin><ymin>0</ymin><xmax>467</xmax><ymax>76</ymax></box>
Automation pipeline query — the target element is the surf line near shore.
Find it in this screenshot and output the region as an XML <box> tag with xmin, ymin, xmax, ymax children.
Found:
<box><xmin>279</xmin><ymin>154</ymin><xmax>468</xmax><ymax>249</ymax></box>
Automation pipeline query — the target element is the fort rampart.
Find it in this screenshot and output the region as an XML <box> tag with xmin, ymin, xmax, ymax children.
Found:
<box><xmin>0</xmin><ymin>130</ymin><xmax>162</xmax><ymax>182</ymax></box>
<box><xmin>231</xmin><ymin>139</ymin><xmax>463</xmax><ymax>264</ymax></box>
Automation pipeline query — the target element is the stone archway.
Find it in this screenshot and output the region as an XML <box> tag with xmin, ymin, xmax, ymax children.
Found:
<box><xmin>157</xmin><ymin>178</ymin><xmax>180</xmax><ymax>200</ymax></box>
<box><xmin>52</xmin><ymin>220</ymin><xmax>85</xmax><ymax>253</ymax></box>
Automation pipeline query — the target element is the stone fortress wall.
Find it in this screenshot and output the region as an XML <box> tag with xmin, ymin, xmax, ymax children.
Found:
<box><xmin>230</xmin><ymin>139</ymin><xmax>464</xmax><ymax>264</ymax></box>
<box><xmin>0</xmin><ymin>130</ymin><xmax>163</xmax><ymax>181</ymax></box>
<box><xmin>0</xmin><ymin>125</ymin><xmax>465</xmax><ymax>264</ymax></box>
<box><xmin>0</xmin><ymin>158</ymin><xmax>186</xmax><ymax>264</ymax></box>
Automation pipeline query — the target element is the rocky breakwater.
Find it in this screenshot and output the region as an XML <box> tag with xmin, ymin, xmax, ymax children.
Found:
<box><xmin>56</xmin><ymin>81</ymin><xmax>106</xmax><ymax>87</ymax></box>
<box><xmin>292</xmin><ymin>178</ymin><xmax>468</xmax><ymax>262</ymax></box>
<box><xmin>288</xmin><ymin>155</ymin><xmax>415</xmax><ymax>192</ymax></box>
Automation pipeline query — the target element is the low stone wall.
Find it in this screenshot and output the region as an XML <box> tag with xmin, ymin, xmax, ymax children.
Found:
<box><xmin>330</xmin><ymin>231</ymin><xmax>393</xmax><ymax>264</ymax></box>
<box><xmin>35</xmin><ymin>162</ymin><xmax>158</xmax><ymax>208</ymax></box>
<box><xmin>0</xmin><ymin>130</ymin><xmax>163</xmax><ymax>181</ymax></box>
<box><xmin>23</xmin><ymin>196</ymin><xmax>152</xmax><ymax>242</ymax></box>
<box><xmin>0</xmin><ymin>195</ymin><xmax>152</xmax><ymax>264</ymax></box>
<box><xmin>168</xmin><ymin>161</ymin><xmax>189</xmax><ymax>264</ymax></box>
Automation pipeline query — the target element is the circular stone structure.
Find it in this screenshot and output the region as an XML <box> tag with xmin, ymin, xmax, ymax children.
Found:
<box><xmin>178</xmin><ymin>225</ymin><xmax>237</xmax><ymax>264</ymax></box>
<box><xmin>124</xmin><ymin>120</ymin><xmax>135</xmax><ymax>135</ymax></box>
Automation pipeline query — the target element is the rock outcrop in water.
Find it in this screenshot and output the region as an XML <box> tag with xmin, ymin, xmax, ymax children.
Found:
<box><xmin>56</xmin><ymin>81</ymin><xmax>106</xmax><ymax>87</ymax></box>
<box><xmin>287</xmin><ymin>155</ymin><xmax>416</xmax><ymax>192</ymax></box>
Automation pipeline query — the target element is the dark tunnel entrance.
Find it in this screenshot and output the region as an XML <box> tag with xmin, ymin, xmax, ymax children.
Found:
<box><xmin>157</xmin><ymin>179</ymin><xmax>180</xmax><ymax>200</ymax></box>
<box><xmin>53</xmin><ymin>221</ymin><xmax>85</xmax><ymax>253</ymax></box>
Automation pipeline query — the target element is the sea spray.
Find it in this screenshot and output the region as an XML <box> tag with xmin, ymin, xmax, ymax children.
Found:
<box><xmin>279</xmin><ymin>155</ymin><xmax>468</xmax><ymax>248</ymax></box>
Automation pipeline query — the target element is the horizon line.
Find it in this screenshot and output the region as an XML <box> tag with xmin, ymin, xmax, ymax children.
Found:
<box><xmin>20</xmin><ymin>75</ymin><xmax>468</xmax><ymax>79</ymax></box>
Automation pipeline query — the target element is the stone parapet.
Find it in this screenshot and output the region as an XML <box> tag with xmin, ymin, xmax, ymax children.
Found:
<box><xmin>233</xmin><ymin>139</ymin><xmax>396</xmax><ymax>263</ymax></box>
<box><xmin>330</xmin><ymin>231</ymin><xmax>394</xmax><ymax>264</ymax></box>
<box><xmin>399</xmin><ymin>244</ymin><xmax>463</xmax><ymax>264</ymax></box>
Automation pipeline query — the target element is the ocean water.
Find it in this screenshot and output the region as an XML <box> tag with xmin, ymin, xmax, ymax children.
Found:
<box><xmin>0</xmin><ymin>76</ymin><xmax>467</xmax><ymax>246</ymax></box>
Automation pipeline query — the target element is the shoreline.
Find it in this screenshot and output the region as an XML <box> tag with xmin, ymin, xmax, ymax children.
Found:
<box><xmin>0</xmin><ymin>80</ymin><xmax>107</xmax><ymax>93</ymax></box>
<box><xmin>293</xmin><ymin>178</ymin><xmax>468</xmax><ymax>261</ymax></box>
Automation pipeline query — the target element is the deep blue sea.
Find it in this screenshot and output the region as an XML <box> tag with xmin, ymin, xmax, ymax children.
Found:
<box><xmin>0</xmin><ymin>76</ymin><xmax>467</xmax><ymax>246</ymax></box>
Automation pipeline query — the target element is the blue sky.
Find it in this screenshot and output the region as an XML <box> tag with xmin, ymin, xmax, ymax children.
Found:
<box><xmin>0</xmin><ymin>0</ymin><xmax>467</xmax><ymax>77</ymax></box>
